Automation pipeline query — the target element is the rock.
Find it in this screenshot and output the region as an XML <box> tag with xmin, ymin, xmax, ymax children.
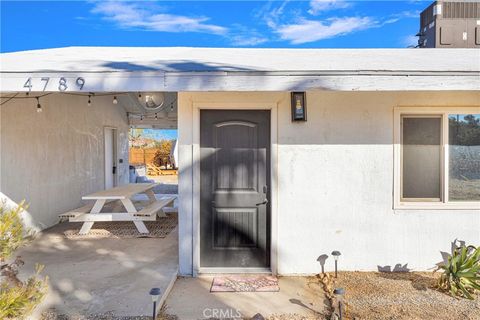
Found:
<box><xmin>251</xmin><ymin>313</ymin><xmax>265</xmax><ymax>320</ymax></box>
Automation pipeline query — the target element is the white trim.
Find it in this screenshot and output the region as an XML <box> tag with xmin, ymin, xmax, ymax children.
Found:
<box><xmin>198</xmin><ymin>268</ymin><xmax>272</xmax><ymax>274</ymax></box>
<box><xmin>1</xmin><ymin>72</ymin><xmax>479</xmax><ymax>92</ymax></box>
<box><xmin>393</xmin><ymin>106</ymin><xmax>480</xmax><ymax>210</ymax></box>
<box><xmin>192</xmin><ymin>102</ymin><xmax>279</xmax><ymax>275</ymax></box>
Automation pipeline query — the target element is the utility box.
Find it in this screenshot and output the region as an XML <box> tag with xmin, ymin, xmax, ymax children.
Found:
<box><xmin>418</xmin><ymin>1</ymin><xmax>480</xmax><ymax>48</ymax></box>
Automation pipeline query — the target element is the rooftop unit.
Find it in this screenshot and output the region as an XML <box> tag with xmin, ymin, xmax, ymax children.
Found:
<box><xmin>418</xmin><ymin>0</ymin><xmax>480</xmax><ymax>48</ymax></box>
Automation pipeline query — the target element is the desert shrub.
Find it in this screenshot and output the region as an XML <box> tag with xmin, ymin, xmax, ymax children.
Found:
<box><xmin>0</xmin><ymin>202</ymin><xmax>27</xmax><ymax>260</ymax></box>
<box><xmin>153</xmin><ymin>140</ymin><xmax>173</xmax><ymax>168</ymax></box>
<box><xmin>437</xmin><ymin>241</ymin><xmax>480</xmax><ymax>299</ymax></box>
<box><xmin>0</xmin><ymin>202</ymin><xmax>47</xmax><ymax>319</ymax></box>
<box><xmin>0</xmin><ymin>264</ymin><xmax>47</xmax><ymax>319</ymax></box>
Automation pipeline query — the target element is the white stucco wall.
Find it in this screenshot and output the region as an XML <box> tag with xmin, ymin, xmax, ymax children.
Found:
<box><xmin>178</xmin><ymin>91</ymin><xmax>480</xmax><ymax>276</ymax></box>
<box><xmin>0</xmin><ymin>93</ymin><xmax>129</xmax><ymax>230</ymax></box>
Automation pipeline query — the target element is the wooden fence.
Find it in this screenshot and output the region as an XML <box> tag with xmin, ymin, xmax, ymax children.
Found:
<box><xmin>130</xmin><ymin>148</ymin><xmax>176</xmax><ymax>175</ymax></box>
<box><xmin>129</xmin><ymin>148</ymin><xmax>160</xmax><ymax>166</ymax></box>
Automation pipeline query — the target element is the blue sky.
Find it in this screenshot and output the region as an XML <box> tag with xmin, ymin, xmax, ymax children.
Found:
<box><xmin>142</xmin><ymin>129</ymin><xmax>177</xmax><ymax>140</ymax></box>
<box><xmin>1</xmin><ymin>1</ymin><xmax>431</xmax><ymax>53</ymax></box>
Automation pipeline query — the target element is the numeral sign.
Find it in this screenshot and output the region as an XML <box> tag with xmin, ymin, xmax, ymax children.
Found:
<box><xmin>23</xmin><ymin>77</ymin><xmax>86</xmax><ymax>91</ymax></box>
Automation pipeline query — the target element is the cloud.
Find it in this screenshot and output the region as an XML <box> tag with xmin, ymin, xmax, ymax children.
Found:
<box><xmin>229</xmin><ymin>25</ymin><xmax>269</xmax><ymax>46</ymax></box>
<box><xmin>91</xmin><ymin>1</ymin><xmax>227</xmax><ymax>35</ymax></box>
<box><xmin>275</xmin><ymin>16</ymin><xmax>376</xmax><ymax>44</ymax></box>
<box><xmin>231</xmin><ymin>35</ymin><xmax>269</xmax><ymax>46</ymax></box>
<box><xmin>308</xmin><ymin>0</ymin><xmax>351</xmax><ymax>15</ymax></box>
<box><xmin>384</xmin><ymin>10</ymin><xmax>421</xmax><ymax>24</ymax></box>
<box><xmin>401</xmin><ymin>34</ymin><xmax>419</xmax><ymax>47</ymax></box>
<box><xmin>256</xmin><ymin>0</ymin><xmax>291</xmax><ymax>29</ymax></box>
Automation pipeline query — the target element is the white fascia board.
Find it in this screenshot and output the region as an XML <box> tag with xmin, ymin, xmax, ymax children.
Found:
<box><xmin>0</xmin><ymin>72</ymin><xmax>165</xmax><ymax>93</ymax></box>
<box><xmin>1</xmin><ymin>71</ymin><xmax>479</xmax><ymax>92</ymax></box>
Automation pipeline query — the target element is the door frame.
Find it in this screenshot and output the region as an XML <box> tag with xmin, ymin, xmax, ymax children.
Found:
<box><xmin>192</xmin><ymin>102</ymin><xmax>278</xmax><ymax>275</ymax></box>
<box><xmin>104</xmin><ymin>126</ymin><xmax>118</xmax><ymax>189</ymax></box>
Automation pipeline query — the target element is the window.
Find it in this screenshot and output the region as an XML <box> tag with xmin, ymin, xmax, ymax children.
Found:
<box><xmin>401</xmin><ymin>116</ymin><xmax>442</xmax><ymax>201</ymax></box>
<box><xmin>449</xmin><ymin>114</ymin><xmax>480</xmax><ymax>202</ymax></box>
<box><xmin>395</xmin><ymin>108</ymin><xmax>480</xmax><ymax>209</ymax></box>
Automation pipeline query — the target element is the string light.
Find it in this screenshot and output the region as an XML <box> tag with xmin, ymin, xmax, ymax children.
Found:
<box><xmin>87</xmin><ymin>95</ymin><xmax>92</xmax><ymax>106</ymax></box>
<box><xmin>1</xmin><ymin>92</ymin><xmax>128</xmax><ymax>107</ymax></box>
<box><xmin>170</xmin><ymin>103</ymin><xmax>174</xmax><ymax>112</ymax></box>
<box><xmin>140</xmin><ymin>115</ymin><xmax>143</xmax><ymax>121</ymax></box>
<box><xmin>36</xmin><ymin>97</ymin><xmax>42</xmax><ymax>113</ymax></box>
<box><xmin>138</xmin><ymin>93</ymin><xmax>142</xmax><ymax>100</ymax></box>
<box><xmin>155</xmin><ymin>113</ymin><xmax>158</xmax><ymax>120</ymax></box>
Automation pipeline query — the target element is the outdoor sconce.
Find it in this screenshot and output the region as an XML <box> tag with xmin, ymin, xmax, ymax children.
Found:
<box><xmin>149</xmin><ymin>287</ymin><xmax>161</xmax><ymax>319</ymax></box>
<box><xmin>333</xmin><ymin>288</ymin><xmax>345</xmax><ymax>320</ymax></box>
<box><xmin>291</xmin><ymin>92</ymin><xmax>306</xmax><ymax>121</ymax></box>
<box><xmin>332</xmin><ymin>250</ymin><xmax>341</xmax><ymax>278</ymax></box>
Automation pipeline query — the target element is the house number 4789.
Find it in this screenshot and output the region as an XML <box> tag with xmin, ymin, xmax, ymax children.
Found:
<box><xmin>23</xmin><ymin>77</ymin><xmax>85</xmax><ymax>91</ymax></box>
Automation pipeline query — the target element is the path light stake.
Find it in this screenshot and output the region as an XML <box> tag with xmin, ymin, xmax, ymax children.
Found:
<box><xmin>333</xmin><ymin>288</ymin><xmax>345</xmax><ymax>320</ymax></box>
<box><xmin>331</xmin><ymin>251</ymin><xmax>341</xmax><ymax>278</ymax></box>
<box><xmin>149</xmin><ymin>287</ymin><xmax>161</xmax><ymax>319</ymax></box>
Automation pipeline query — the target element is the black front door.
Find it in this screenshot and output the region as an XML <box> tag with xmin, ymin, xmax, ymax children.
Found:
<box><xmin>200</xmin><ymin>110</ymin><xmax>270</xmax><ymax>268</ymax></box>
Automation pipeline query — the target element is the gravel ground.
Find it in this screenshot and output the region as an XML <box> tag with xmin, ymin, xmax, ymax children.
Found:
<box><xmin>39</xmin><ymin>272</ymin><xmax>479</xmax><ymax>320</ymax></box>
<box><xmin>326</xmin><ymin>271</ymin><xmax>480</xmax><ymax>320</ymax></box>
<box><xmin>40</xmin><ymin>307</ymin><xmax>178</xmax><ymax>320</ymax></box>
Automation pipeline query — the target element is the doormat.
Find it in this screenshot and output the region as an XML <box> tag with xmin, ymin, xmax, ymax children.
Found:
<box><xmin>211</xmin><ymin>276</ymin><xmax>279</xmax><ymax>292</ymax></box>
<box><xmin>63</xmin><ymin>214</ymin><xmax>177</xmax><ymax>239</ymax></box>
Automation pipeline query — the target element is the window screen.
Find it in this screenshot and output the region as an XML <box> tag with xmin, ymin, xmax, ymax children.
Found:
<box><xmin>402</xmin><ymin>116</ymin><xmax>442</xmax><ymax>200</ymax></box>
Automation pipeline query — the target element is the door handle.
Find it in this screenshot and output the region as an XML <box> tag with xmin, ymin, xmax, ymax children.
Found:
<box><xmin>256</xmin><ymin>199</ymin><xmax>269</xmax><ymax>206</ymax></box>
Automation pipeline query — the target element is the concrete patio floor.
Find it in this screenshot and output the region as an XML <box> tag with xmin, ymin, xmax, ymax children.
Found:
<box><xmin>164</xmin><ymin>276</ymin><xmax>329</xmax><ymax>319</ymax></box>
<box><xmin>15</xmin><ymin>221</ymin><xmax>178</xmax><ymax>319</ymax></box>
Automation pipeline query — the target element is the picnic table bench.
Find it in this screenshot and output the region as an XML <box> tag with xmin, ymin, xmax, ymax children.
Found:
<box><xmin>59</xmin><ymin>183</ymin><xmax>175</xmax><ymax>235</ymax></box>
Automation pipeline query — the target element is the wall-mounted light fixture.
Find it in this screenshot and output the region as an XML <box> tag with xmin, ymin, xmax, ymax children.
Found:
<box><xmin>36</xmin><ymin>97</ymin><xmax>43</xmax><ymax>113</ymax></box>
<box><xmin>291</xmin><ymin>92</ymin><xmax>306</xmax><ymax>121</ymax></box>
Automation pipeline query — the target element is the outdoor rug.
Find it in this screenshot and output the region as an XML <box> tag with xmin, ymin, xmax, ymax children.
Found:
<box><xmin>63</xmin><ymin>214</ymin><xmax>177</xmax><ymax>239</ymax></box>
<box><xmin>210</xmin><ymin>276</ymin><xmax>280</xmax><ymax>292</ymax></box>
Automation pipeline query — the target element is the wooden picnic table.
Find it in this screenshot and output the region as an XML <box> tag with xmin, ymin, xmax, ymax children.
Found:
<box><xmin>60</xmin><ymin>183</ymin><xmax>175</xmax><ymax>235</ymax></box>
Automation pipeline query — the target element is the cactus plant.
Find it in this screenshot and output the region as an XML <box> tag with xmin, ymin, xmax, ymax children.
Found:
<box><xmin>437</xmin><ymin>242</ymin><xmax>480</xmax><ymax>299</ymax></box>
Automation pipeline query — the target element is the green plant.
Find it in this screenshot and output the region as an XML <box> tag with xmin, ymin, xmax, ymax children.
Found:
<box><xmin>0</xmin><ymin>202</ymin><xmax>47</xmax><ymax>319</ymax></box>
<box><xmin>437</xmin><ymin>242</ymin><xmax>480</xmax><ymax>299</ymax></box>
<box><xmin>0</xmin><ymin>201</ymin><xmax>30</xmax><ymax>261</ymax></box>
<box><xmin>0</xmin><ymin>264</ymin><xmax>47</xmax><ymax>319</ymax></box>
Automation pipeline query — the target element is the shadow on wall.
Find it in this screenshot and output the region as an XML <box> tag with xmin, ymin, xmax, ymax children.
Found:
<box><xmin>317</xmin><ymin>254</ymin><xmax>329</xmax><ymax>274</ymax></box>
<box><xmin>0</xmin><ymin>192</ymin><xmax>41</xmax><ymax>232</ymax></box>
<box><xmin>377</xmin><ymin>263</ymin><xmax>411</xmax><ymax>273</ymax></box>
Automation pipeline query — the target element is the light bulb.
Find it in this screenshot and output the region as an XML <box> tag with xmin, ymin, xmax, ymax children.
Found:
<box><xmin>36</xmin><ymin>97</ymin><xmax>42</xmax><ymax>113</ymax></box>
<box><xmin>113</xmin><ymin>96</ymin><xmax>118</xmax><ymax>104</ymax></box>
<box><xmin>87</xmin><ymin>95</ymin><xmax>92</xmax><ymax>106</ymax></box>
<box><xmin>155</xmin><ymin>113</ymin><xmax>158</xmax><ymax>120</ymax></box>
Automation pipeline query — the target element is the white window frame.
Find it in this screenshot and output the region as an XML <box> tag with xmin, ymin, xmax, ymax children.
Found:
<box><xmin>394</xmin><ymin>106</ymin><xmax>480</xmax><ymax>210</ymax></box>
